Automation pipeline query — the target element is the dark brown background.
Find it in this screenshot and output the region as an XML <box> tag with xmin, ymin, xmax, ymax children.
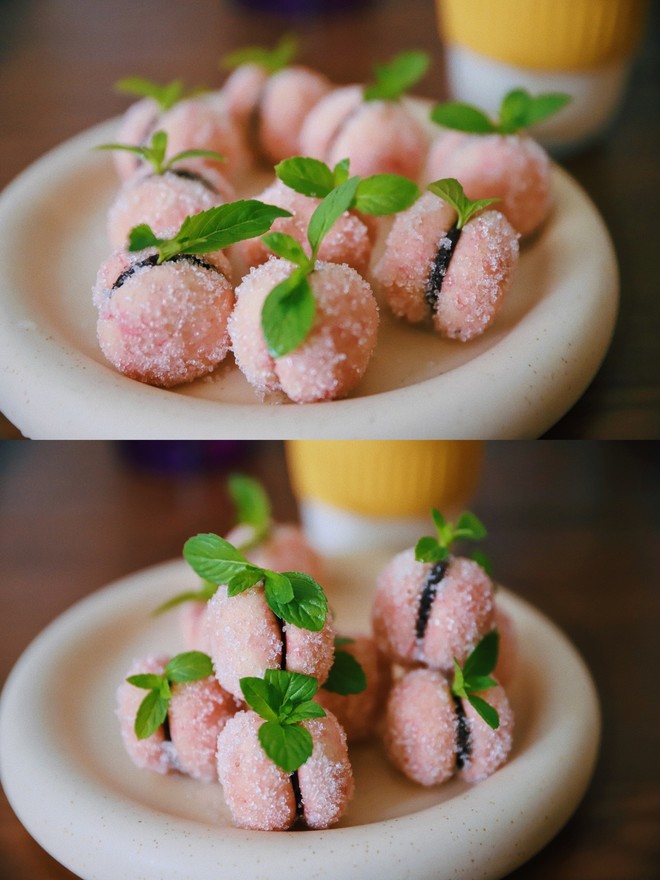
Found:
<box><xmin>0</xmin><ymin>0</ymin><xmax>658</xmax><ymax>439</ymax></box>
<box><xmin>0</xmin><ymin>440</ymin><xmax>658</xmax><ymax>878</ymax></box>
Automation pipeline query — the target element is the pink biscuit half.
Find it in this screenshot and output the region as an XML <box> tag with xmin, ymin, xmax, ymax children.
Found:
<box><xmin>460</xmin><ymin>682</ymin><xmax>514</xmax><ymax>783</ymax></box>
<box><xmin>180</xmin><ymin>599</ymin><xmax>211</xmax><ymax>653</ymax></box>
<box><xmin>204</xmin><ymin>583</ymin><xmax>335</xmax><ymax>701</ymax></box>
<box><xmin>315</xmin><ymin>634</ymin><xmax>392</xmax><ymax>743</ymax></box>
<box><xmin>93</xmin><ymin>246</ymin><xmax>234</xmax><ymax>387</ymax></box>
<box><xmin>424</xmin><ymin>131</ymin><xmax>552</xmax><ymax>237</ymax></box>
<box><xmin>107</xmin><ymin>162</ymin><xmax>234</xmax><ymax>249</ymax></box>
<box><xmin>217</xmin><ymin>710</ymin><xmax>297</xmax><ymax>830</ymax></box>
<box><xmin>385</xmin><ymin>667</ymin><xmax>457</xmax><ymax>786</ymax></box>
<box><xmin>297</xmin><ymin>711</ymin><xmax>354</xmax><ymax>829</ymax></box>
<box><xmin>168</xmin><ymin>675</ymin><xmax>240</xmax><ymax>782</ymax></box>
<box><xmin>299</xmin><ymin>85</ymin><xmax>363</xmax><ymax>164</ymax></box>
<box><xmin>372</xmin><ymin>549</ymin><xmax>496</xmax><ymax>673</ymax></box>
<box><xmin>229</xmin><ymin>258</ymin><xmax>379</xmax><ymax>403</ymax></box>
<box><xmin>493</xmin><ymin>603</ymin><xmax>518</xmax><ymax>686</ymax></box>
<box><xmin>232</xmin><ymin>179</ymin><xmax>372</xmax><ymax>277</ymax></box>
<box><xmin>115</xmin><ymin>655</ymin><xmax>173</xmax><ymax>774</ymax></box>
<box><xmin>373</xmin><ymin>189</ymin><xmax>519</xmax><ymax>342</ymax></box>
<box><xmin>114</xmin><ymin>97</ymin><xmax>161</xmax><ymax>181</ymax></box>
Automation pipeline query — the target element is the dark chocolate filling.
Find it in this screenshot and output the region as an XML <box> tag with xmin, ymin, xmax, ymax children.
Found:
<box><xmin>415</xmin><ymin>559</ymin><xmax>449</xmax><ymax>641</ymax></box>
<box><xmin>161</xmin><ymin>168</ymin><xmax>220</xmax><ymax>194</ymax></box>
<box><xmin>424</xmin><ymin>223</ymin><xmax>461</xmax><ymax>314</ymax></box>
<box><xmin>162</xmin><ymin>713</ymin><xmax>172</xmax><ymax>742</ymax></box>
<box><xmin>452</xmin><ymin>694</ymin><xmax>471</xmax><ymax>769</ymax></box>
<box><xmin>111</xmin><ymin>253</ymin><xmax>223</xmax><ymax>291</ymax></box>
<box><xmin>290</xmin><ymin>770</ymin><xmax>304</xmax><ymax>818</ymax></box>
<box><xmin>277</xmin><ymin>615</ymin><xmax>288</xmax><ymax>670</ymax></box>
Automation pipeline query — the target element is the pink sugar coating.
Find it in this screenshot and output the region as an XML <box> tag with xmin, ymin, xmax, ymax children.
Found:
<box><xmin>93</xmin><ymin>247</ymin><xmax>234</xmax><ymax>387</ymax></box>
<box><xmin>159</xmin><ymin>93</ymin><xmax>248</xmax><ymax>182</ymax></box>
<box><xmin>168</xmin><ymin>675</ymin><xmax>240</xmax><ymax>782</ymax></box>
<box><xmin>225</xmin><ymin>522</ymin><xmax>325</xmax><ymax>583</ymax></box>
<box><xmin>106</xmin><ymin>162</ymin><xmax>234</xmax><ymax>249</ymax></box>
<box><xmin>493</xmin><ymin>603</ymin><xmax>517</xmax><ymax>686</ymax></box>
<box><xmin>216</xmin><ymin>710</ymin><xmax>297</xmax><ymax>830</ymax></box>
<box><xmin>229</xmin><ymin>258</ymin><xmax>379</xmax><ymax>403</ymax></box>
<box><xmin>233</xmin><ymin>179</ymin><xmax>372</xmax><ymax>276</ymax></box>
<box><xmin>204</xmin><ymin>583</ymin><xmax>335</xmax><ymax>701</ymax></box>
<box><xmin>217</xmin><ymin>710</ymin><xmax>353</xmax><ymax>830</ymax></box>
<box><xmin>460</xmin><ymin>682</ymin><xmax>513</xmax><ymax>783</ymax></box>
<box><xmin>374</xmin><ymin>190</ymin><xmax>519</xmax><ymax>341</ymax></box>
<box><xmin>114</xmin><ymin>97</ymin><xmax>160</xmax><ymax>181</ymax></box>
<box><xmin>315</xmin><ymin>634</ymin><xmax>392</xmax><ymax>743</ymax></box>
<box><xmin>328</xmin><ymin>99</ymin><xmax>428</xmax><ymax>180</ymax></box>
<box><xmin>115</xmin><ymin>655</ymin><xmax>173</xmax><ymax>774</ymax></box>
<box><xmin>258</xmin><ymin>66</ymin><xmax>332</xmax><ymax>164</ymax></box>
<box><xmin>385</xmin><ymin>668</ymin><xmax>457</xmax><ymax>786</ymax></box>
<box><xmin>424</xmin><ymin>130</ymin><xmax>552</xmax><ymax>237</ymax></box>
<box><xmin>299</xmin><ymin>85</ymin><xmax>364</xmax><ymax>163</ymax></box>
<box><xmin>372</xmin><ymin>549</ymin><xmax>496</xmax><ymax>673</ymax></box>
<box><xmin>297</xmin><ymin>711</ymin><xmax>354</xmax><ymax>829</ymax></box>
<box><xmin>180</xmin><ymin>600</ymin><xmax>211</xmax><ymax>653</ymax></box>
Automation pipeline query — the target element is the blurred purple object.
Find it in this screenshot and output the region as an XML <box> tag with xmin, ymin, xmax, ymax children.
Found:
<box><xmin>232</xmin><ymin>0</ymin><xmax>372</xmax><ymax>14</ymax></box>
<box><xmin>117</xmin><ymin>441</ymin><xmax>248</xmax><ymax>472</ymax></box>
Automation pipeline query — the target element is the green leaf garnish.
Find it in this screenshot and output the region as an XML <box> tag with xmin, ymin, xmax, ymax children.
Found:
<box><xmin>451</xmin><ymin>631</ymin><xmax>500</xmax><ymax>730</ymax></box>
<box><xmin>307</xmin><ymin>176</ymin><xmax>361</xmax><ymax>256</ymax></box>
<box><xmin>426</xmin><ymin>178</ymin><xmax>499</xmax><ymax>230</ymax></box>
<box><xmin>228</xmin><ymin>472</ymin><xmax>272</xmax><ymax>548</ymax></box>
<box><xmin>430</xmin><ymin>88</ymin><xmax>571</xmax><ymax>135</ymax></box>
<box><xmin>222</xmin><ymin>33</ymin><xmax>298</xmax><ymax>75</ymax></box>
<box><xmin>183</xmin><ymin>534</ymin><xmax>327</xmax><ymax>631</ymax></box>
<box><xmin>127</xmin><ymin>200</ymin><xmax>292</xmax><ymax>263</ymax></box>
<box><xmin>353</xmin><ymin>174</ymin><xmax>419</xmax><ymax>216</ymax></box>
<box><xmin>363</xmin><ymin>49</ymin><xmax>430</xmax><ymax>102</ymax></box>
<box><xmin>241</xmin><ymin>669</ymin><xmax>326</xmax><ymax>773</ymax></box>
<box><xmin>127</xmin><ymin>650</ymin><xmax>213</xmax><ymax>740</ymax></box>
<box><xmin>261</xmin><ymin>232</ymin><xmax>312</xmax><ymax>268</ymax></box>
<box><xmin>275</xmin><ymin>156</ymin><xmax>338</xmax><ymax>199</ymax></box>
<box><xmin>260</xmin><ymin>269</ymin><xmax>316</xmax><ymax>358</ymax></box>
<box><xmin>115</xmin><ymin>77</ymin><xmax>202</xmax><ymax>111</ymax></box>
<box><xmin>96</xmin><ymin>129</ymin><xmax>225</xmax><ymax>176</ymax></box>
<box><xmin>414</xmin><ymin>507</ymin><xmax>487</xmax><ymax>563</ymax></box>
<box><xmin>323</xmin><ymin>647</ymin><xmax>367</xmax><ymax>695</ymax></box>
<box><xmin>470</xmin><ymin>549</ymin><xmax>493</xmax><ymax>577</ymax></box>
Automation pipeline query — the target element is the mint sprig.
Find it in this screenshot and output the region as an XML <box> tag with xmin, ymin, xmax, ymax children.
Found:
<box><xmin>415</xmin><ymin>508</ymin><xmax>487</xmax><ymax>563</ymax></box>
<box><xmin>228</xmin><ymin>472</ymin><xmax>272</xmax><ymax>548</ymax></box>
<box><xmin>275</xmin><ymin>156</ymin><xmax>419</xmax><ymax>215</ymax></box>
<box><xmin>427</xmin><ymin>178</ymin><xmax>499</xmax><ymax>229</ymax></box>
<box><xmin>127</xmin><ymin>200</ymin><xmax>292</xmax><ymax>264</ymax></box>
<box><xmin>430</xmin><ymin>88</ymin><xmax>571</xmax><ymax>135</ymax></box>
<box><xmin>222</xmin><ymin>33</ymin><xmax>298</xmax><ymax>75</ymax></box>
<box><xmin>96</xmin><ymin>129</ymin><xmax>225</xmax><ymax>176</ymax></box>
<box><xmin>183</xmin><ymin>533</ymin><xmax>327</xmax><ymax>631</ymax></box>
<box><xmin>127</xmin><ymin>651</ymin><xmax>214</xmax><ymax>739</ymax></box>
<box><xmin>152</xmin><ymin>579</ymin><xmax>217</xmax><ymax>616</ymax></box>
<box><xmin>451</xmin><ymin>630</ymin><xmax>500</xmax><ymax>729</ymax></box>
<box><xmin>322</xmin><ymin>639</ymin><xmax>367</xmax><ymax>695</ymax></box>
<box><xmin>363</xmin><ymin>50</ymin><xmax>430</xmax><ymax>102</ymax></box>
<box><xmin>115</xmin><ymin>77</ymin><xmax>204</xmax><ymax>112</ymax></box>
<box><xmin>241</xmin><ymin>669</ymin><xmax>326</xmax><ymax>773</ymax></box>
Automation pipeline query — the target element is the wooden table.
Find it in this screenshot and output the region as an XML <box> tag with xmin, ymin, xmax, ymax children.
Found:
<box><xmin>0</xmin><ymin>0</ymin><xmax>658</xmax><ymax>439</ymax></box>
<box><xmin>0</xmin><ymin>440</ymin><xmax>658</xmax><ymax>878</ymax></box>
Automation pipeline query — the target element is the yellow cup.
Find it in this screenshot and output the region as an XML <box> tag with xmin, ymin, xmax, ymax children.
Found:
<box><xmin>286</xmin><ymin>441</ymin><xmax>483</xmax><ymax>554</ymax></box>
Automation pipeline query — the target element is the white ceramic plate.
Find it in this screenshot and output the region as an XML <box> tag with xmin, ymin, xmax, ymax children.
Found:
<box><xmin>0</xmin><ymin>554</ymin><xmax>600</xmax><ymax>880</ymax></box>
<box><xmin>0</xmin><ymin>116</ymin><xmax>618</xmax><ymax>439</ymax></box>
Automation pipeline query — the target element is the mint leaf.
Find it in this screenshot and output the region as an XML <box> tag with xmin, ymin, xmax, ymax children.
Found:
<box><xmin>261</xmin><ymin>231</ymin><xmax>312</xmax><ymax>268</ymax></box>
<box><xmin>466</xmin><ymin>693</ymin><xmax>500</xmax><ymax>729</ymax></box>
<box><xmin>263</xmin><ymin>570</ymin><xmax>295</xmax><ymax>606</ymax></box>
<box><xmin>414</xmin><ymin>535</ymin><xmax>448</xmax><ymax>563</ymax></box>
<box><xmin>364</xmin><ymin>49</ymin><xmax>430</xmax><ymax>102</ymax></box>
<box><xmin>334</xmin><ymin>637</ymin><xmax>355</xmax><ymax>647</ymax></box>
<box><xmin>323</xmin><ymin>649</ymin><xmax>367</xmax><ymax>695</ymax></box>
<box><xmin>275</xmin><ymin>156</ymin><xmax>336</xmax><ymax>199</ymax></box>
<box><xmin>455</xmin><ymin>511</ymin><xmax>487</xmax><ymax>541</ymax></box>
<box><xmin>152</xmin><ymin>581</ymin><xmax>217</xmax><ymax>615</ymax></box>
<box><xmin>258</xmin><ymin>720</ymin><xmax>314</xmax><ymax>773</ymax></box>
<box><xmin>115</xmin><ymin>77</ymin><xmax>188</xmax><ymax>111</ymax></box>
<box><xmin>261</xmin><ymin>268</ymin><xmax>316</xmax><ymax>358</ymax></box>
<box><xmin>463</xmin><ymin>630</ymin><xmax>499</xmax><ymax>680</ymax></box>
<box><xmin>240</xmin><ymin>676</ymin><xmax>280</xmax><ymax>722</ymax></box>
<box><xmin>287</xmin><ymin>700</ymin><xmax>326</xmax><ymax>723</ymax></box>
<box><xmin>165</xmin><ymin>650</ymin><xmax>213</xmax><ymax>683</ymax></box>
<box><xmin>354</xmin><ymin>174</ymin><xmax>419</xmax><ymax>216</ymax></box>
<box><xmin>427</xmin><ymin>178</ymin><xmax>499</xmax><ymax>229</ymax></box>
<box><xmin>222</xmin><ymin>33</ymin><xmax>298</xmax><ymax>75</ymax></box>
<box><xmin>333</xmin><ymin>158</ymin><xmax>350</xmax><ymax>185</ymax></box>
<box><xmin>265</xmin><ymin>668</ymin><xmax>319</xmax><ymax>710</ymax></box>
<box><xmin>228</xmin><ymin>473</ymin><xmax>271</xmax><ymax>541</ymax></box>
<box><xmin>414</xmin><ymin>507</ymin><xmax>488</xmax><ymax>563</ymax></box>
<box><xmin>430</xmin><ymin>101</ymin><xmax>497</xmax><ymax>134</ymax></box>
<box><xmin>470</xmin><ymin>549</ymin><xmax>493</xmax><ymax>576</ymax></box>
<box><xmin>126</xmin><ymin>673</ymin><xmax>164</xmax><ymax>691</ymax></box>
<box><xmin>307</xmin><ymin>176</ymin><xmax>360</xmax><ymax>258</ymax></box>
<box><xmin>133</xmin><ymin>689</ymin><xmax>170</xmax><ymax>740</ymax></box>
<box><xmin>499</xmin><ymin>88</ymin><xmax>571</xmax><ymax>133</ymax></box>
<box><xmin>183</xmin><ymin>532</ymin><xmax>251</xmax><ymax>583</ymax></box>
<box><xmin>128</xmin><ymin>223</ymin><xmax>165</xmax><ymax>252</ymax></box>
<box><xmin>266</xmin><ymin>571</ymin><xmax>328</xmax><ymax>631</ymax></box>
